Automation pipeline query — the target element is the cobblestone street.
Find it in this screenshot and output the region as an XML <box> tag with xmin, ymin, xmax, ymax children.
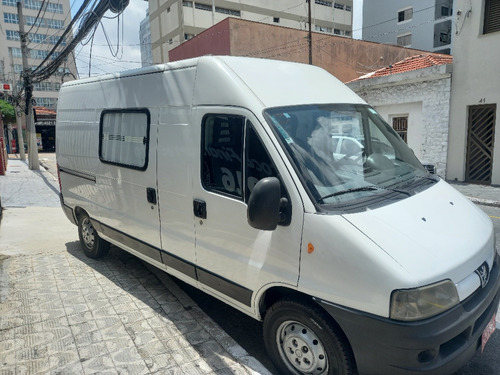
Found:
<box><xmin>0</xmin><ymin>241</ymin><xmax>265</xmax><ymax>375</ymax></box>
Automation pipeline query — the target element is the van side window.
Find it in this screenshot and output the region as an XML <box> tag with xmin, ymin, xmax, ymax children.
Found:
<box><xmin>201</xmin><ymin>115</ymin><xmax>278</xmax><ymax>201</ymax></box>
<box><xmin>245</xmin><ymin>121</ymin><xmax>277</xmax><ymax>201</ymax></box>
<box><xmin>99</xmin><ymin>109</ymin><xmax>150</xmax><ymax>170</ymax></box>
<box><xmin>202</xmin><ymin>115</ymin><xmax>245</xmax><ymax>198</ymax></box>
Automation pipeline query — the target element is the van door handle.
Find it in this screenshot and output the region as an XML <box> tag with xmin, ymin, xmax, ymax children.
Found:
<box><xmin>193</xmin><ymin>199</ymin><xmax>207</xmax><ymax>219</ymax></box>
<box><xmin>147</xmin><ymin>188</ymin><xmax>157</xmax><ymax>204</ymax></box>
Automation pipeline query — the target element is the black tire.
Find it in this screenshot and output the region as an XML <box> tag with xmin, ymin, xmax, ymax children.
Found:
<box><xmin>77</xmin><ymin>213</ymin><xmax>110</xmax><ymax>259</ymax></box>
<box><xmin>263</xmin><ymin>298</ymin><xmax>357</xmax><ymax>375</ymax></box>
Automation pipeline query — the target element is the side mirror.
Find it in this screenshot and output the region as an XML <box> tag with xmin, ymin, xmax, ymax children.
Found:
<box><xmin>247</xmin><ymin>177</ymin><xmax>281</xmax><ymax>231</ymax></box>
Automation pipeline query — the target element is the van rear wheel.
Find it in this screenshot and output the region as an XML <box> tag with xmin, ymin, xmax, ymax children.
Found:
<box><xmin>78</xmin><ymin>214</ymin><xmax>110</xmax><ymax>259</ymax></box>
<box><xmin>263</xmin><ymin>298</ymin><xmax>356</xmax><ymax>375</ymax></box>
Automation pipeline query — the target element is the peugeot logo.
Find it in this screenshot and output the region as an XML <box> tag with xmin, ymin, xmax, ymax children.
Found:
<box><xmin>475</xmin><ymin>262</ymin><xmax>490</xmax><ymax>288</ymax></box>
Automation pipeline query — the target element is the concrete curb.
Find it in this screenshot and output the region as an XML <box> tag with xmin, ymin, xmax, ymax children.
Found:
<box><xmin>466</xmin><ymin>197</ymin><xmax>500</xmax><ymax>208</ymax></box>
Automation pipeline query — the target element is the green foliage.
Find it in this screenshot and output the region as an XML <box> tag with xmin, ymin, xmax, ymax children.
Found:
<box><xmin>0</xmin><ymin>99</ymin><xmax>16</xmax><ymax>124</ymax></box>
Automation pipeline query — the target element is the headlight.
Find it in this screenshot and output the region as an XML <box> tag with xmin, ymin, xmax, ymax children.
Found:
<box><xmin>390</xmin><ymin>280</ymin><xmax>459</xmax><ymax>321</ymax></box>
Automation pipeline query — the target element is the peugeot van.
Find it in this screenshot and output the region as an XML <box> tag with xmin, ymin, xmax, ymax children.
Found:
<box><xmin>56</xmin><ymin>56</ymin><xmax>499</xmax><ymax>375</ymax></box>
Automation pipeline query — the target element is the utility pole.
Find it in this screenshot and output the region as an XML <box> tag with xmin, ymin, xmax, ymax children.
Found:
<box><xmin>307</xmin><ymin>0</ymin><xmax>312</xmax><ymax>65</ymax></box>
<box><xmin>17</xmin><ymin>1</ymin><xmax>38</xmax><ymax>170</ymax></box>
<box><xmin>9</xmin><ymin>48</ymin><xmax>26</xmax><ymax>161</ymax></box>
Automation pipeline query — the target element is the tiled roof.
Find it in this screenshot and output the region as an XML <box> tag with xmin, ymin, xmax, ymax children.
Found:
<box><xmin>351</xmin><ymin>53</ymin><xmax>453</xmax><ymax>82</ymax></box>
<box><xmin>34</xmin><ymin>106</ymin><xmax>56</xmax><ymax>116</ymax></box>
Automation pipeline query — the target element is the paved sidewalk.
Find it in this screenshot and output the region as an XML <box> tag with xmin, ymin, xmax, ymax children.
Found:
<box><xmin>0</xmin><ymin>157</ymin><xmax>271</xmax><ymax>374</ymax></box>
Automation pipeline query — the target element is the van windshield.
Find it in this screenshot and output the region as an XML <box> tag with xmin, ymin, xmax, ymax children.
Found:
<box><xmin>264</xmin><ymin>104</ymin><xmax>437</xmax><ymax>210</ymax></box>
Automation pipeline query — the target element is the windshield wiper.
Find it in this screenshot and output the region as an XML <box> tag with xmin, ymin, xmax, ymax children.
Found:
<box><xmin>320</xmin><ymin>185</ymin><xmax>413</xmax><ymax>202</ymax></box>
<box><xmin>320</xmin><ymin>186</ymin><xmax>380</xmax><ymax>201</ymax></box>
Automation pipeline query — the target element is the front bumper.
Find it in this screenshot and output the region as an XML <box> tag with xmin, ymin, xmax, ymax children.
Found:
<box><xmin>316</xmin><ymin>253</ymin><xmax>500</xmax><ymax>375</ymax></box>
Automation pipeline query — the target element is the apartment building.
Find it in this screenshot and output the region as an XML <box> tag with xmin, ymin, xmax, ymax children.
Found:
<box><xmin>147</xmin><ymin>0</ymin><xmax>353</xmax><ymax>63</ymax></box>
<box><xmin>362</xmin><ymin>0</ymin><xmax>454</xmax><ymax>54</ymax></box>
<box><xmin>0</xmin><ymin>0</ymin><xmax>78</xmax><ymax>110</ymax></box>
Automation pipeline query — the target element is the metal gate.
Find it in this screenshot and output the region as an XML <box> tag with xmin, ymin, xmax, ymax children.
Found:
<box><xmin>465</xmin><ymin>104</ymin><xmax>496</xmax><ymax>184</ymax></box>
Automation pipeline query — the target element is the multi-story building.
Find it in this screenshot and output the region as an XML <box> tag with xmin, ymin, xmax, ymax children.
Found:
<box><xmin>0</xmin><ymin>0</ymin><xmax>78</xmax><ymax>110</ymax></box>
<box><xmin>140</xmin><ymin>9</ymin><xmax>153</xmax><ymax>67</ymax></box>
<box><xmin>362</xmin><ymin>0</ymin><xmax>453</xmax><ymax>54</ymax></box>
<box><xmin>147</xmin><ymin>0</ymin><xmax>353</xmax><ymax>63</ymax></box>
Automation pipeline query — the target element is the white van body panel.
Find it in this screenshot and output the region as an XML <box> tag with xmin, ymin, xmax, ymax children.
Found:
<box><xmin>193</xmin><ymin>57</ymin><xmax>366</xmax><ymax>108</ymax></box>
<box><xmin>299</xmin><ymin>180</ymin><xmax>495</xmax><ymax>318</ymax></box>
<box><xmin>344</xmin><ymin>180</ymin><xmax>495</xmax><ymax>289</ymax></box>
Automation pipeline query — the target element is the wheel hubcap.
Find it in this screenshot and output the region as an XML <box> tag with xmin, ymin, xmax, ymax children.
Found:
<box><xmin>277</xmin><ymin>320</ymin><xmax>328</xmax><ymax>374</ymax></box>
<box><xmin>81</xmin><ymin>218</ymin><xmax>95</xmax><ymax>248</ymax></box>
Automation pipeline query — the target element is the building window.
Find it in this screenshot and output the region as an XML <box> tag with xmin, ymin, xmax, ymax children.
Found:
<box><xmin>184</xmin><ymin>33</ymin><xmax>194</xmax><ymax>40</ymax></box>
<box><xmin>34</xmin><ymin>97</ymin><xmax>56</xmax><ymax>109</ymax></box>
<box><xmin>2</xmin><ymin>0</ymin><xmax>16</xmax><ymax>6</ymax></box>
<box><xmin>46</xmin><ymin>3</ymin><xmax>63</xmax><ymax>14</ymax></box>
<box><xmin>215</xmin><ymin>7</ymin><xmax>240</xmax><ymax>17</ymax></box>
<box><xmin>273</xmin><ymin>17</ymin><xmax>280</xmax><ymax>23</ymax></box>
<box><xmin>6</xmin><ymin>30</ymin><xmax>20</xmax><ymax>41</ymax></box>
<box><xmin>99</xmin><ymin>109</ymin><xmax>150</xmax><ymax>170</ymax></box>
<box><xmin>195</xmin><ymin>3</ymin><xmax>212</xmax><ymax>11</ymax></box>
<box><xmin>334</xmin><ymin>3</ymin><xmax>344</xmax><ymax>10</ymax></box>
<box><xmin>315</xmin><ymin>0</ymin><xmax>333</xmax><ymax>7</ymax></box>
<box><xmin>167</xmin><ymin>6</ymin><xmax>170</xmax><ymax>13</ymax></box>
<box><xmin>10</xmin><ymin>47</ymin><xmax>22</xmax><ymax>58</ymax></box>
<box><xmin>484</xmin><ymin>0</ymin><xmax>500</xmax><ymax>34</ymax></box>
<box><xmin>4</xmin><ymin>13</ymin><xmax>18</xmax><ymax>24</ymax></box>
<box><xmin>346</xmin><ymin>5</ymin><xmax>352</xmax><ymax>11</ymax></box>
<box><xmin>183</xmin><ymin>1</ymin><xmax>193</xmax><ymax>7</ymax></box>
<box><xmin>398</xmin><ymin>7</ymin><xmax>413</xmax><ymax>22</ymax></box>
<box><xmin>46</xmin><ymin>19</ymin><xmax>64</xmax><ymax>29</ymax></box>
<box><xmin>392</xmin><ymin>116</ymin><xmax>408</xmax><ymax>143</ymax></box>
<box><xmin>24</xmin><ymin>0</ymin><xmax>42</xmax><ymax>10</ymax></box>
<box><xmin>434</xmin><ymin>20</ymin><xmax>451</xmax><ymax>47</ymax></box>
<box><xmin>397</xmin><ymin>33</ymin><xmax>412</xmax><ymax>46</ymax></box>
<box><xmin>316</xmin><ymin>25</ymin><xmax>332</xmax><ymax>33</ymax></box>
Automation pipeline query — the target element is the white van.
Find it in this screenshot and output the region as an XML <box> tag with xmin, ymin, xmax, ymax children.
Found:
<box><xmin>56</xmin><ymin>56</ymin><xmax>499</xmax><ymax>375</ymax></box>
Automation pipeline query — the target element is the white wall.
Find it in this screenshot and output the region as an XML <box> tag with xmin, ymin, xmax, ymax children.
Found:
<box><xmin>447</xmin><ymin>0</ymin><xmax>500</xmax><ymax>185</ymax></box>
<box><xmin>375</xmin><ymin>102</ymin><xmax>424</xmax><ymax>158</ymax></box>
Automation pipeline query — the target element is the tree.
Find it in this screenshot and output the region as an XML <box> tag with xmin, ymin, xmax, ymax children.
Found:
<box><xmin>0</xmin><ymin>100</ymin><xmax>16</xmax><ymax>124</ymax></box>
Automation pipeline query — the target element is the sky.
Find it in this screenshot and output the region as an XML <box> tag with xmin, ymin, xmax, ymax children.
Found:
<box><xmin>70</xmin><ymin>0</ymin><xmax>363</xmax><ymax>78</ymax></box>
<box><xmin>71</xmin><ymin>0</ymin><xmax>148</xmax><ymax>78</ymax></box>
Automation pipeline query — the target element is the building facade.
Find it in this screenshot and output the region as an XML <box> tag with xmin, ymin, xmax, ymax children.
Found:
<box><xmin>447</xmin><ymin>0</ymin><xmax>500</xmax><ymax>185</ymax></box>
<box><xmin>362</xmin><ymin>0</ymin><xmax>454</xmax><ymax>54</ymax></box>
<box><xmin>140</xmin><ymin>9</ymin><xmax>153</xmax><ymax>67</ymax></box>
<box><xmin>148</xmin><ymin>0</ymin><xmax>353</xmax><ymax>63</ymax></box>
<box><xmin>347</xmin><ymin>54</ymin><xmax>453</xmax><ymax>178</ymax></box>
<box><xmin>169</xmin><ymin>17</ymin><xmax>434</xmax><ymax>83</ymax></box>
<box><xmin>0</xmin><ymin>0</ymin><xmax>78</xmax><ymax>110</ymax></box>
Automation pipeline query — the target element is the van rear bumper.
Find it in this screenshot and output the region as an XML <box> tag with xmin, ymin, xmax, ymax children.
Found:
<box><xmin>59</xmin><ymin>194</ymin><xmax>77</xmax><ymax>225</ymax></box>
<box><xmin>317</xmin><ymin>253</ymin><xmax>500</xmax><ymax>375</ymax></box>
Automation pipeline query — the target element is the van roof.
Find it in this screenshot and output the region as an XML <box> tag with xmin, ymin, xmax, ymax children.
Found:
<box><xmin>62</xmin><ymin>56</ymin><xmax>366</xmax><ymax>109</ymax></box>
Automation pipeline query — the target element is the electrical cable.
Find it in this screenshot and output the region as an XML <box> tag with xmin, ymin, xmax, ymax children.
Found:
<box><xmin>31</xmin><ymin>0</ymin><xmax>126</xmax><ymax>82</ymax></box>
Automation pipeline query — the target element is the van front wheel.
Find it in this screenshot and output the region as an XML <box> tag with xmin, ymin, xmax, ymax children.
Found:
<box><xmin>263</xmin><ymin>299</ymin><xmax>356</xmax><ymax>375</ymax></box>
<box><xmin>78</xmin><ymin>214</ymin><xmax>110</xmax><ymax>259</ymax></box>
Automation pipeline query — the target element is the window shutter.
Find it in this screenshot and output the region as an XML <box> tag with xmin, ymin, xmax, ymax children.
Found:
<box><xmin>484</xmin><ymin>0</ymin><xmax>500</xmax><ymax>34</ymax></box>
